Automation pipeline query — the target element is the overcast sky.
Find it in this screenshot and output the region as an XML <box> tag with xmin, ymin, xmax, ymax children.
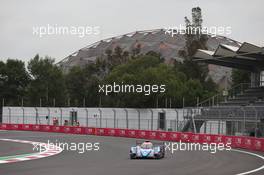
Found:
<box><xmin>0</xmin><ymin>0</ymin><xmax>263</xmax><ymax>63</ymax></box>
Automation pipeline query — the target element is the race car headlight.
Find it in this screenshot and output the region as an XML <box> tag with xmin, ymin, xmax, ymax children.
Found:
<box><xmin>130</xmin><ymin>147</ymin><xmax>137</xmax><ymax>153</ymax></box>
<box><xmin>154</xmin><ymin>147</ymin><xmax>160</xmax><ymax>153</ymax></box>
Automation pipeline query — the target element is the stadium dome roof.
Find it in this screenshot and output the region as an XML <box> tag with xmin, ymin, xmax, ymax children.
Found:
<box><xmin>58</xmin><ymin>28</ymin><xmax>241</xmax><ymax>85</ymax></box>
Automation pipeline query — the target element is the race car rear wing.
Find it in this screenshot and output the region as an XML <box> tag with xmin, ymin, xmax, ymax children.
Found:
<box><xmin>135</xmin><ymin>140</ymin><xmax>165</xmax><ymax>146</ymax></box>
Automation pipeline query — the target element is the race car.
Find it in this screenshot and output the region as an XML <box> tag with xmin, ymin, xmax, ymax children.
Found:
<box><xmin>129</xmin><ymin>140</ymin><xmax>165</xmax><ymax>159</ymax></box>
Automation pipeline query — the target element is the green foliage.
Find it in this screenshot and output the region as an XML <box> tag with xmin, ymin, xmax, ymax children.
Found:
<box><xmin>0</xmin><ymin>59</ymin><xmax>29</xmax><ymax>105</ymax></box>
<box><xmin>176</xmin><ymin>59</ymin><xmax>208</xmax><ymax>83</ymax></box>
<box><xmin>231</xmin><ymin>69</ymin><xmax>250</xmax><ymax>86</ymax></box>
<box><xmin>100</xmin><ymin>54</ymin><xmax>212</xmax><ymax>107</ymax></box>
<box><xmin>105</xmin><ymin>46</ymin><xmax>130</xmax><ymax>70</ymax></box>
<box><xmin>27</xmin><ymin>55</ymin><xmax>66</xmax><ymax>106</ymax></box>
<box><xmin>0</xmin><ymin>51</ymin><xmax>217</xmax><ymax>107</ymax></box>
<box><xmin>102</xmin><ymin>55</ymin><xmax>163</xmax><ymax>107</ymax></box>
<box><xmin>65</xmin><ymin>65</ymin><xmax>100</xmax><ymax>107</ymax></box>
<box><xmin>177</xmin><ymin>7</ymin><xmax>209</xmax><ymax>85</ymax></box>
<box><xmin>176</xmin><ymin>6</ymin><xmax>217</xmax><ymax>103</ymax></box>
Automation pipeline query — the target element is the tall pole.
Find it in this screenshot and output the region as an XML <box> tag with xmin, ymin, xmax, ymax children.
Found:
<box><xmin>0</xmin><ymin>99</ymin><xmax>3</xmax><ymax>123</ymax></box>
<box><xmin>99</xmin><ymin>96</ymin><xmax>102</xmax><ymax>107</ymax></box>
<box><xmin>40</xmin><ymin>98</ymin><xmax>42</xmax><ymax>107</ymax></box>
<box><xmin>83</xmin><ymin>98</ymin><xmax>86</xmax><ymax>107</ymax></box>
<box><xmin>67</xmin><ymin>98</ymin><xmax>70</xmax><ymax>107</ymax></box>
<box><xmin>196</xmin><ymin>97</ymin><xmax>199</xmax><ymax>107</ymax></box>
<box><xmin>53</xmin><ymin>98</ymin><xmax>56</xmax><ymax>107</ymax></box>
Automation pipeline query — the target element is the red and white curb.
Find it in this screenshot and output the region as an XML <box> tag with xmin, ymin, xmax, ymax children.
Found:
<box><xmin>0</xmin><ymin>138</ymin><xmax>63</xmax><ymax>164</ymax></box>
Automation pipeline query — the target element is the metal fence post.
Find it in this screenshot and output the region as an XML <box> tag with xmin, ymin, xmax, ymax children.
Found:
<box><xmin>241</xmin><ymin>107</ymin><xmax>246</xmax><ymax>136</ymax></box>
<box><xmin>113</xmin><ymin>109</ymin><xmax>116</xmax><ymax>128</ymax></box>
<box><xmin>147</xmin><ymin>119</ymin><xmax>149</xmax><ymax>130</ymax></box>
<box><xmin>218</xmin><ymin>109</ymin><xmax>221</xmax><ymax>134</ymax></box>
<box><xmin>47</xmin><ymin>107</ymin><xmax>50</xmax><ymax>125</ymax></box>
<box><xmin>136</xmin><ymin>109</ymin><xmax>140</xmax><ymax>130</ymax></box>
<box><xmin>35</xmin><ymin>107</ymin><xmax>38</xmax><ymax>125</ymax></box>
<box><xmin>21</xmin><ymin>107</ymin><xmax>25</xmax><ymax>124</ymax></box>
<box><xmin>149</xmin><ymin>109</ymin><xmax>153</xmax><ymax>130</ymax></box>
<box><xmin>253</xmin><ymin>106</ymin><xmax>258</xmax><ymax>137</ymax></box>
<box><xmin>161</xmin><ymin>109</ymin><xmax>167</xmax><ymax>131</ymax></box>
<box><xmin>221</xmin><ymin>122</ymin><xmax>224</xmax><ymax>135</ymax></box>
<box><xmin>59</xmin><ymin>108</ymin><xmax>62</xmax><ymax>126</ymax></box>
<box><xmin>98</xmin><ymin>108</ymin><xmax>102</xmax><ymax>128</ymax></box>
<box><xmin>190</xmin><ymin>109</ymin><xmax>197</xmax><ymax>133</ymax></box>
<box><xmin>106</xmin><ymin>118</ymin><xmax>108</xmax><ymax>128</ymax></box>
<box><xmin>175</xmin><ymin>109</ymin><xmax>179</xmax><ymax>131</ymax></box>
<box><xmin>8</xmin><ymin>107</ymin><xmax>11</xmax><ymax>124</ymax></box>
<box><xmin>85</xmin><ymin>108</ymin><xmax>88</xmax><ymax>127</ymax></box>
<box><xmin>124</xmin><ymin>109</ymin><xmax>128</xmax><ymax>129</ymax></box>
<box><xmin>231</xmin><ymin>121</ymin><xmax>234</xmax><ymax>136</ymax></box>
<box><xmin>204</xmin><ymin>120</ymin><xmax>207</xmax><ymax>134</ymax></box>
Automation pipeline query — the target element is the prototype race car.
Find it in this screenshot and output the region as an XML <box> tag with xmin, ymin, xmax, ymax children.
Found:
<box><xmin>129</xmin><ymin>140</ymin><xmax>165</xmax><ymax>159</ymax></box>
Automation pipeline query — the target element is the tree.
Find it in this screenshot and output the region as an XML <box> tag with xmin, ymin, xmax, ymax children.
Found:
<box><xmin>105</xmin><ymin>46</ymin><xmax>130</xmax><ymax>70</ymax></box>
<box><xmin>0</xmin><ymin>61</ymin><xmax>6</xmax><ymax>101</ymax></box>
<box><xmin>176</xmin><ymin>7</ymin><xmax>217</xmax><ymax>98</ymax></box>
<box><xmin>27</xmin><ymin>55</ymin><xmax>66</xmax><ymax>106</ymax></box>
<box><xmin>103</xmin><ymin>55</ymin><xmax>199</xmax><ymax>108</ymax></box>
<box><xmin>65</xmin><ymin>65</ymin><xmax>100</xmax><ymax>107</ymax></box>
<box><xmin>132</xmin><ymin>43</ymin><xmax>141</xmax><ymax>57</ymax></box>
<box><xmin>0</xmin><ymin>59</ymin><xmax>29</xmax><ymax>105</ymax></box>
<box><xmin>65</xmin><ymin>66</ymin><xmax>86</xmax><ymax>106</ymax></box>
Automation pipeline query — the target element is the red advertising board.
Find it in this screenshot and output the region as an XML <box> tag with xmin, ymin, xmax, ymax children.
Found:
<box><xmin>0</xmin><ymin>123</ymin><xmax>264</xmax><ymax>152</ymax></box>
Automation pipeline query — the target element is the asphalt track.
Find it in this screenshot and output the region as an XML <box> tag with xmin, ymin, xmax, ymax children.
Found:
<box><xmin>0</xmin><ymin>130</ymin><xmax>264</xmax><ymax>175</ymax></box>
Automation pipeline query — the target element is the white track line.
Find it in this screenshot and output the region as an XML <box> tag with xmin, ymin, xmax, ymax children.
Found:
<box><xmin>232</xmin><ymin>149</ymin><xmax>264</xmax><ymax>175</ymax></box>
<box><xmin>0</xmin><ymin>138</ymin><xmax>63</xmax><ymax>164</ymax></box>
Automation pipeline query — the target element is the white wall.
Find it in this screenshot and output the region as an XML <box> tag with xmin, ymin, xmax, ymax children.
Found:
<box><xmin>3</xmin><ymin>107</ymin><xmax>185</xmax><ymax>131</ymax></box>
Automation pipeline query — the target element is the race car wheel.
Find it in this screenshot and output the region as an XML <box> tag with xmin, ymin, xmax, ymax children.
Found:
<box><xmin>130</xmin><ymin>154</ymin><xmax>136</xmax><ymax>159</ymax></box>
<box><xmin>154</xmin><ymin>154</ymin><xmax>161</xmax><ymax>159</ymax></box>
<box><xmin>161</xmin><ymin>152</ymin><xmax>165</xmax><ymax>158</ymax></box>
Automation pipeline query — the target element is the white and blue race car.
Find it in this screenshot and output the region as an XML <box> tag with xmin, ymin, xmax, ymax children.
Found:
<box><xmin>129</xmin><ymin>140</ymin><xmax>165</xmax><ymax>159</ymax></box>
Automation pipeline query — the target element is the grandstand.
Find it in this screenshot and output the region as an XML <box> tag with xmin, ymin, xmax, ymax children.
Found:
<box><xmin>183</xmin><ymin>42</ymin><xmax>264</xmax><ymax>137</ymax></box>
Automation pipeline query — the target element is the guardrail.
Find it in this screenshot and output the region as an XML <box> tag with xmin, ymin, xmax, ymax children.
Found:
<box><xmin>0</xmin><ymin>123</ymin><xmax>263</xmax><ymax>152</ymax></box>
